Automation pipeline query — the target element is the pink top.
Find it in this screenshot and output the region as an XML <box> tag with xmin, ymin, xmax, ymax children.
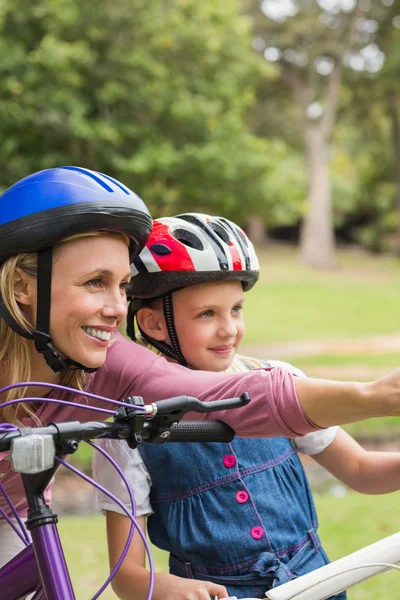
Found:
<box><xmin>0</xmin><ymin>333</ymin><xmax>320</xmax><ymax>517</ymax></box>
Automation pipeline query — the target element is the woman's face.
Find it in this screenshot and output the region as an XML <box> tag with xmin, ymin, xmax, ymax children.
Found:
<box><xmin>25</xmin><ymin>234</ymin><xmax>131</xmax><ymax>370</ymax></box>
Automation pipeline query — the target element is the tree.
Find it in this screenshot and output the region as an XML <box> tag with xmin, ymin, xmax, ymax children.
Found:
<box><xmin>0</xmin><ymin>0</ymin><xmax>276</xmax><ymax>224</ymax></box>
<box><xmin>338</xmin><ymin>2</ymin><xmax>400</xmax><ymax>253</ymax></box>
<box><xmin>245</xmin><ymin>0</ymin><xmax>392</xmax><ymax>267</ymax></box>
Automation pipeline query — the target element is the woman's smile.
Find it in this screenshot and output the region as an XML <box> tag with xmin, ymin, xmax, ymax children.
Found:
<box><xmin>81</xmin><ymin>325</ymin><xmax>115</xmax><ymax>345</ymax></box>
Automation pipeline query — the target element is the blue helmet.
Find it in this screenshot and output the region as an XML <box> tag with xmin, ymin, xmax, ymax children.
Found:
<box><xmin>0</xmin><ymin>166</ymin><xmax>153</xmax><ymax>373</ymax></box>
<box><xmin>0</xmin><ymin>166</ymin><xmax>152</xmax><ymax>264</ymax></box>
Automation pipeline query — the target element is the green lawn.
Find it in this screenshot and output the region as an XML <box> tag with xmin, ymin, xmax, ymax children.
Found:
<box><xmin>315</xmin><ymin>491</ymin><xmax>400</xmax><ymax>600</ymax></box>
<box><xmin>59</xmin><ymin>490</ymin><xmax>400</xmax><ymax>599</ymax></box>
<box><xmin>287</xmin><ymin>353</ymin><xmax>400</xmax><ymax>368</ymax></box>
<box><xmin>243</xmin><ymin>245</ymin><xmax>400</xmax><ymax>344</ymax></box>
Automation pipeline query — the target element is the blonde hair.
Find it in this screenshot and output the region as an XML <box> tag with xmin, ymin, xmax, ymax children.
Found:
<box><xmin>0</xmin><ymin>231</ymin><xmax>128</xmax><ymax>425</ymax></box>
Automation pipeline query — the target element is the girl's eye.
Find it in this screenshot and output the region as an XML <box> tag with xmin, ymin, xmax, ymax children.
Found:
<box><xmin>199</xmin><ymin>310</ymin><xmax>214</xmax><ymax>318</ymax></box>
<box><xmin>232</xmin><ymin>305</ymin><xmax>243</xmax><ymax>314</ymax></box>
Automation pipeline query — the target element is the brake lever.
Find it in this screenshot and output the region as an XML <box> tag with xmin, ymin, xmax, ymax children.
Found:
<box><xmin>148</xmin><ymin>392</ymin><xmax>251</xmax><ymax>421</ymax></box>
<box><xmin>113</xmin><ymin>393</ymin><xmax>251</xmax><ymax>449</ymax></box>
<box><xmin>113</xmin><ymin>396</ymin><xmax>147</xmax><ymax>449</ymax></box>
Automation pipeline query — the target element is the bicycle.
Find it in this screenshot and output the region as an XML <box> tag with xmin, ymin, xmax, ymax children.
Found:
<box><xmin>0</xmin><ymin>381</ymin><xmax>250</xmax><ymax>600</ymax></box>
<box><xmin>1</xmin><ymin>385</ymin><xmax>400</xmax><ymax>600</ymax></box>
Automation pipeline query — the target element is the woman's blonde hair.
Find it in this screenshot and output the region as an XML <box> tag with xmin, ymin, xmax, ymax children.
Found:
<box><xmin>0</xmin><ymin>231</ymin><xmax>129</xmax><ymax>425</ymax></box>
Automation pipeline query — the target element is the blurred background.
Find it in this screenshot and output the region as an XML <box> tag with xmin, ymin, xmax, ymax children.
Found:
<box><xmin>2</xmin><ymin>0</ymin><xmax>400</xmax><ymax>597</ymax></box>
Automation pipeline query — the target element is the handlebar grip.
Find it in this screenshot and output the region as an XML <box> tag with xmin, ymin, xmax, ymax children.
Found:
<box><xmin>166</xmin><ymin>421</ymin><xmax>235</xmax><ymax>443</ymax></box>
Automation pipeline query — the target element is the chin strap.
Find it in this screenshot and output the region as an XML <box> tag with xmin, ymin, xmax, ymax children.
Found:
<box><xmin>0</xmin><ymin>247</ymin><xmax>98</xmax><ymax>374</ymax></box>
<box><xmin>126</xmin><ymin>294</ymin><xmax>188</xmax><ymax>367</ymax></box>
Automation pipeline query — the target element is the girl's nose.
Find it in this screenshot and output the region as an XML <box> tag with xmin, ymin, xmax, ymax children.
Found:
<box><xmin>218</xmin><ymin>318</ymin><xmax>237</xmax><ymax>338</ymax></box>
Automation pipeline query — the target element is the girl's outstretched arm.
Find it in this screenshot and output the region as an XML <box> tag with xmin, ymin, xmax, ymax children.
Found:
<box><xmin>106</xmin><ymin>512</ymin><xmax>228</xmax><ymax>600</ymax></box>
<box><xmin>312</xmin><ymin>427</ymin><xmax>400</xmax><ymax>494</ymax></box>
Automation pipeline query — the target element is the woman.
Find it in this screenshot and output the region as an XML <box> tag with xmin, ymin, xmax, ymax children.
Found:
<box><xmin>1</xmin><ymin>166</ymin><xmax>400</xmax><ymax>578</ymax></box>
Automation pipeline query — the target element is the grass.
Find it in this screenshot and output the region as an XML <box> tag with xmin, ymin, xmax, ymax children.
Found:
<box><xmin>286</xmin><ymin>353</ymin><xmax>400</xmax><ymax>368</ymax></box>
<box><xmin>315</xmin><ymin>491</ymin><xmax>400</xmax><ymax>600</ymax></box>
<box><xmin>59</xmin><ymin>489</ymin><xmax>400</xmax><ymax>599</ymax></box>
<box><xmin>243</xmin><ymin>245</ymin><xmax>400</xmax><ymax>344</ymax></box>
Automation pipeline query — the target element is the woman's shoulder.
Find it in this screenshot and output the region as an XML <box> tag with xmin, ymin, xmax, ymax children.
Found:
<box><xmin>89</xmin><ymin>333</ymin><xmax>162</xmax><ymax>395</ymax></box>
<box><xmin>108</xmin><ymin>332</ymin><xmax>160</xmax><ymax>366</ymax></box>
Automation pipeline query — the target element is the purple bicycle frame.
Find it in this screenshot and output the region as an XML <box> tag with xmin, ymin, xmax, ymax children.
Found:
<box><xmin>0</xmin><ymin>522</ymin><xmax>75</xmax><ymax>600</ymax></box>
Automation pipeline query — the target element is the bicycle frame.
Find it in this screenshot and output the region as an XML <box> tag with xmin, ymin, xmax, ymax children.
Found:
<box><xmin>0</xmin><ymin>465</ymin><xmax>75</xmax><ymax>600</ymax></box>
<box><xmin>0</xmin><ymin>527</ymin><xmax>73</xmax><ymax>600</ymax></box>
<box><xmin>0</xmin><ymin>544</ymin><xmax>42</xmax><ymax>600</ymax></box>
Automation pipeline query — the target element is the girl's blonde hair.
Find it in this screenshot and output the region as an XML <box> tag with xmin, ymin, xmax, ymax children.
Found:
<box><xmin>0</xmin><ymin>231</ymin><xmax>129</xmax><ymax>425</ymax></box>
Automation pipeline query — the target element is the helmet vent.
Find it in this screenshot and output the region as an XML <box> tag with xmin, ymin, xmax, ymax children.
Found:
<box><xmin>150</xmin><ymin>243</ymin><xmax>172</xmax><ymax>256</ymax></box>
<box><xmin>173</xmin><ymin>228</ymin><xmax>204</xmax><ymax>250</ymax></box>
<box><xmin>210</xmin><ymin>222</ymin><xmax>230</xmax><ymax>244</ymax></box>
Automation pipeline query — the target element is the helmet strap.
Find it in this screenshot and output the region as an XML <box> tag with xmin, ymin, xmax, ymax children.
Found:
<box><xmin>162</xmin><ymin>293</ymin><xmax>187</xmax><ymax>367</ymax></box>
<box><xmin>0</xmin><ymin>248</ymin><xmax>98</xmax><ymax>374</ymax></box>
<box><xmin>126</xmin><ymin>295</ymin><xmax>188</xmax><ymax>367</ymax></box>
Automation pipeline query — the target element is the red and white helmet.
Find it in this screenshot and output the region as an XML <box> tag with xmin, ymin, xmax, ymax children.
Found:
<box><xmin>130</xmin><ymin>213</ymin><xmax>260</xmax><ymax>299</ymax></box>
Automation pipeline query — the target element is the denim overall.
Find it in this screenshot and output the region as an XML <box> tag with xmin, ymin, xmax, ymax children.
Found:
<box><xmin>139</xmin><ymin>437</ymin><xmax>346</xmax><ymax>600</ymax></box>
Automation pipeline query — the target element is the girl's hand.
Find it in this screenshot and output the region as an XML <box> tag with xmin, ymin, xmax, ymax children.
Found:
<box><xmin>153</xmin><ymin>571</ymin><xmax>229</xmax><ymax>600</ymax></box>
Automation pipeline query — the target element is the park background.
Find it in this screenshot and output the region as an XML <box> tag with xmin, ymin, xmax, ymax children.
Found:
<box><xmin>2</xmin><ymin>0</ymin><xmax>400</xmax><ymax>598</ymax></box>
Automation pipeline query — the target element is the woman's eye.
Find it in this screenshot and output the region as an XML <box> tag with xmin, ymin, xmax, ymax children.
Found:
<box><xmin>85</xmin><ymin>277</ymin><xmax>103</xmax><ymax>288</ymax></box>
<box><xmin>120</xmin><ymin>281</ymin><xmax>130</xmax><ymax>292</ymax></box>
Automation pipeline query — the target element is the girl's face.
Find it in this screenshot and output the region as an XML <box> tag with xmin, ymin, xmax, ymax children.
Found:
<box><xmin>172</xmin><ymin>281</ymin><xmax>245</xmax><ymax>371</ymax></box>
<box><xmin>23</xmin><ymin>234</ymin><xmax>131</xmax><ymax>370</ymax></box>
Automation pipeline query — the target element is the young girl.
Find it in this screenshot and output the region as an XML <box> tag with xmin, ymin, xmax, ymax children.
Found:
<box><xmin>94</xmin><ymin>213</ymin><xmax>400</xmax><ymax>600</ymax></box>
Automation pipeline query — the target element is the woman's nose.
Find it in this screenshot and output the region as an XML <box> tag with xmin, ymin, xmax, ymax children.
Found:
<box><xmin>101</xmin><ymin>289</ymin><xmax>128</xmax><ymax>322</ymax></box>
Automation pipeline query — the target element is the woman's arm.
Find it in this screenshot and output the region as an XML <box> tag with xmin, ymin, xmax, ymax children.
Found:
<box><xmin>312</xmin><ymin>427</ymin><xmax>400</xmax><ymax>494</ymax></box>
<box><xmin>106</xmin><ymin>512</ymin><xmax>228</xmax><ymax>600</ymax></box>
<box><xmin>294</xmin><ymin>375</ymin><xmax>389</xmax><ymax>428</ymax></box>
<box><xmin>105</xmin><ymin>334</ymin><xmax>400</xmax><ymax>438</ymax></box>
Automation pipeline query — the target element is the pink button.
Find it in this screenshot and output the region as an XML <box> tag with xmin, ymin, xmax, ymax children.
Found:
<box><xmin>223</xmin><ymin>454</ymin><xmax>236</xmax><ymax>468</ymax></box>
<box><xmin>251</xmin><ymin>526</ymin><xmax>264</xmax><ymax>540</ymax></box>
<box><xmin>236</xmin><ymin>491</ymin><xmax>249</xmax><ymax>504</ymax></box>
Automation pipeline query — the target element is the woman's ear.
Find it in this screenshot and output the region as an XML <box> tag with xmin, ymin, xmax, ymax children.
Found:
<box><xmin>136</xmin><ymin>307</ymin><xmax>168</xmax><ymax>341</ymax></box>
<box><xmin>13</xmin><ymin>267</ymin><xmax>36</xmax><ymax>307</ymax></box>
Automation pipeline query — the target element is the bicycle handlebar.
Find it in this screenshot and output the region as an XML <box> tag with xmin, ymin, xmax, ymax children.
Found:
<box><xmin>0</xmin><ymin>419</ymin><xmax>235</xmax><ymax>452</ymax></box>
<box><xmin>0</xmin><ymin>393</ymin><xmax>249</xmax><ymax>473</ymax></box>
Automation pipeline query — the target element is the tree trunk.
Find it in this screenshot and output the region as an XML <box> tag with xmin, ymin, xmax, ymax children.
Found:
<box><xmin>300</xmin><ymin>121</ymin><xmax>337</xmax><ymax>268</ymax></box>
<box><xmin>390</xmin><ymin>91</ymin><xmax>400</xmax><ymax>255</ymax></box>
<box><xmin>246</xmin><ymin>214</ymin><xmax>266</xmax><ymax>245</ymax></box>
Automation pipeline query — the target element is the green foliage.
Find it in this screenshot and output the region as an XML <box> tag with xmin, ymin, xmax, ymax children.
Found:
<box><xmin>2</xmin><ymin>0</ymin><xmax>400</xmax><ymax>244</ymax></box>
<box><xmin>0</xmin><ymin>0</ymin><xmax>277</xmax><ymax>222</ymax></box>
